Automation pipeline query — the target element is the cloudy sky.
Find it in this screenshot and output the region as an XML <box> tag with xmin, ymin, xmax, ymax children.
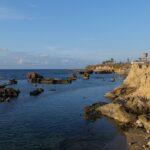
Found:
<box><xmin>0</xmin><ymin>0</ymin><xmax>150</xmax><ymax>69</ymax></box>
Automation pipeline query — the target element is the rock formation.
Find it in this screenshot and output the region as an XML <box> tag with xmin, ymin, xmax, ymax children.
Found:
<box><xmin>0</xmin><ymin>87</ymin><xmax>20</xmax><ymax>102</ymax></box>
<box><xmin>85</xmin><ymin>62</ymin><xmax>150</xmax><ymax>149</ymax></box>
<box><xmin>27</xmin><ymin>72</ymin><xmax>44</xmax><ymax>83</ymax></box>
<box><xmin>68</xmin><ymin>73</ymin><xmax>77</xmax><ymax>80</ymax></box>
<box><xmin>106</xmin><ymin>63</ymin><xmax>150</xmax><ymax>99</ymax></box>
<box><xmin>30</xmin><ymin>88</ymin><xmax>44</xmax><ymax>96</ymax></box>
<box><xmin>9</xmin><ymin>79</ymin><xmax>18</xmax><ymax>85</ymax></box>
<box><xmin>86</xmin><ymin>63</ymin><xmax>130</xmax><ymax>75</ymax></box>
<box><xmin>27</xmin><ymin>72</ymin><xmax>72</xmax><ymax>84</ymax></box>
<box><xmin>81</xmin><ymin>73</ymin><xmax>90</xmax><ymax>80</ymax></box>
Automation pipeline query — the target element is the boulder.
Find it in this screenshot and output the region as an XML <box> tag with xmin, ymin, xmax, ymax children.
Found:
<box><xmin>9</xmin><ymin>79</ymin><xmax>18</xmax><ymax>85</ymax></box>
<box><xmin>27</xmin><ymin>72</ymin><xmax>43</xmax><ymax>83</ymax></box>
<box><xmin>81</xmin><ymin>73</ymin><xmax>90</xmax><ymax>80</ymax></box>
<box><xmin>0</xmin><ymin>88</ymin><xmax>20</xmax><ymax>102</ymax></box>
<box><xmin>68</xmin><ymin>73</ymin><xmax>77</xmax><ymax>80</ymax></box>
<box><xmin>30</xmin><ymin>88</ymin><xmax>44</xmax><ymax>96</ymax></box>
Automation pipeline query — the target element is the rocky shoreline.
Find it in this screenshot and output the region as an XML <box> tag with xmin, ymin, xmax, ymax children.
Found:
<box><xmin>85</xmin><ymin>62</ymin><xmax>150</xmax><ymax>150</ymax></box>
<box><xmin>0</xmin><ymin>64</ymin><xmax>148</xmax><ymax>148</ymax></box>
<box><xmin>0</xmin><ymin>63</ymin><xmax>128</xmax><ymax>102</ymax></box>
<box><xmin>86</xmin><ymin>63</ymin><xmax>131</xmax><ymax>75</ymax></box>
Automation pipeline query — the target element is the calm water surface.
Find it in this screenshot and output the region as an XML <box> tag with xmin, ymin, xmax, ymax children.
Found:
<box><xmin>0</xmin><ymin>70</ymin><xmax>127</xmax><ymax>150</ymax></box>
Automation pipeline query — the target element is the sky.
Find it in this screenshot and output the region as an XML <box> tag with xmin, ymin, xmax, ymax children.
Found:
<box><xmin>0</xmin><ymin>0</ymin><xmax>150</xmax><ymax>69</ymax></box>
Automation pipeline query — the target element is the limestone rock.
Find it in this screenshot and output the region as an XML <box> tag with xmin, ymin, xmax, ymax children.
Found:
<box><xmin>97</xmin><ymin>103</ymin><xmax>136</xmax><ymax>123</ymax></box>
<box><xmin>137</xmin><ymin>115</ymin><xmax>150</xmax><ymax>132</ymax></box>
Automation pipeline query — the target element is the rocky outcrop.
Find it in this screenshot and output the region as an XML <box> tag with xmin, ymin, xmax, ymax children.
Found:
<box><xmin>27</xmin><ymin>72</ymin><xmax>72</xmax><ymax>84</ymax></box>
<box><xmin>105</xmin><ymin>85</ymin><xmax>136</xmax><ymax>100</ymax></box>
<box><xmin>9</xmin><ymin>79</ymin><xmax>18</xmax><ymax>85</ymax></box>
<box><xmin>106</xmin><ymin>63</ymin><xmax>150</xmax><ymax>99</ymax></box>
<box><xmin>103</xmin><ymin>63</ymin><xmax>150</xmax><ymax>123</ymax></box>
<box><xmin>84</xmin><ymin>102</ymin><xmax>107</xmax><ymax>120</ymax></box>
<box><xmin>0</xmin><ymin>87</ymin><xmax>20</xmax><ymax>102</ymax></box>
<box><xmin>81</xmin><ymin>73</ymin><xmax>90</xmax><ymax>80</ymax></box>
<box><xmin>30</xmin><ymin>88</ymin><xmax>44</xmax><ymax>96</ymax></box>
<box><xmin>124</xmin><ymin>63</ymin><xmax>150</xmax><ymax>99</ymax></box>
<box><xmin>27</xmin><ymin>72</ymin><xmax>44</xmax><ymax>83</ymax></box>
<box><xmin>85</xmin><ymin>62</ymin><xmax>150</xmax><ymax>149</ymax></box>
<box><xmin>86</xmin><ymin>63</ymin><xmax>130</xmax><ymax>75</ymax></box>
<box><xmin>68</xmin><ymin>73</ymin><xmax>77</xmax><ymax>80</ymax></box>
<box><xmin>97</xmin><ymin>103</ymin><xmax>136</xmax><ymax>123</ymax></box>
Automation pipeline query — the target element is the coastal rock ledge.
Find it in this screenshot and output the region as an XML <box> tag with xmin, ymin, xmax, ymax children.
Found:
<box><xmin>85</xmin><ymin>63</ymin><xmax>150</xmax><ymax>150</ymax></box>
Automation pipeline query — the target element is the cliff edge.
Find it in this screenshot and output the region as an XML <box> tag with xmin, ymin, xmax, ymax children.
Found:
<box><xmin>106</xmin><ymin>63</ymin><xmax>150</xmax><ymax>99</ymax></box>
<box><xmin>85</xmin><ymin>62</ymin><xmax>150</xmax><ymax>149</ymax></box>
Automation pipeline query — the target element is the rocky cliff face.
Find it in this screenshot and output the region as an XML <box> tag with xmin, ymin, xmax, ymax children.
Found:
<box><xmin>85</xmin><ymin>63</ymin><xmax>150</xmax><ymax>149</ymax></box>
<box><xmin>105</xmin><ymin>63</ymin><xmax>150</xmax><ymax>100</ymax></box>
<box><xmin>123</xmin><ymin>63</ymin><xmax>150</xmax><ymax>99</ymax></box>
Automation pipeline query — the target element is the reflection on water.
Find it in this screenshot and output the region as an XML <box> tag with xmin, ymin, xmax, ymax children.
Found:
<box><xmin>0</xmin><ymin>70</ymin><xmax>127</xmax><ymax>150</ymax></box>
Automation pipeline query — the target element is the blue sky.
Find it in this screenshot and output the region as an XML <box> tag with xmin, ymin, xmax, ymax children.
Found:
<box><xmin>0</xmin><ymin>0</ymin><xmax>150</xmax><ymax>69</ymax></box>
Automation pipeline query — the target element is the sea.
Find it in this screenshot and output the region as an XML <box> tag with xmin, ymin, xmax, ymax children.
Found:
<box><xmin>0</xmin><ymin>69</ymin><xmax>127</xmax><ymax>150</ymax></box>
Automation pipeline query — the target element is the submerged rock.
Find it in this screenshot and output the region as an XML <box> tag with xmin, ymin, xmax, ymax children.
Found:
<box><xmin>49</xmin><ymin>89</ymin><xmax>56</xmax><ymax>91</ymax></box>
<box><xmin>30</xmin><ymin>88</ymin><xmax>44</xmax><ymax>96</ymax></box>
<box><xmin>0</xmin><ymin>88</ymin><xmax>20</xmax><ymax>102</ymax></box>
<box><xmin>84</xmin><ymin>102</ymin><xmax>107</xmax><ymax>121</ymax></box>
<box><xmin>110</xmin><ymin>78</ymin><xmax>116</xmax><ymax>82</ymax></box>
<box><xmin>9</xmin><ymin>79</ymin><xmax>18</xmax><ymax>85</ymax></box>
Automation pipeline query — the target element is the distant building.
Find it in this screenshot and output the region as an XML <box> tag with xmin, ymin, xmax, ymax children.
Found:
<box><xmin>131</xmin><ymin>60</ymin><xmax>144</xmax><ymax>65</ymax></box>
<box><xmin>131</xmin><ymin>52</ymin><xmax>149</xmax><ymax>64</ymax></box>
<box><xmin>142</xmin><ymin>52</ymin><xmax>148</xmax><ymax>62</ymax></box>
